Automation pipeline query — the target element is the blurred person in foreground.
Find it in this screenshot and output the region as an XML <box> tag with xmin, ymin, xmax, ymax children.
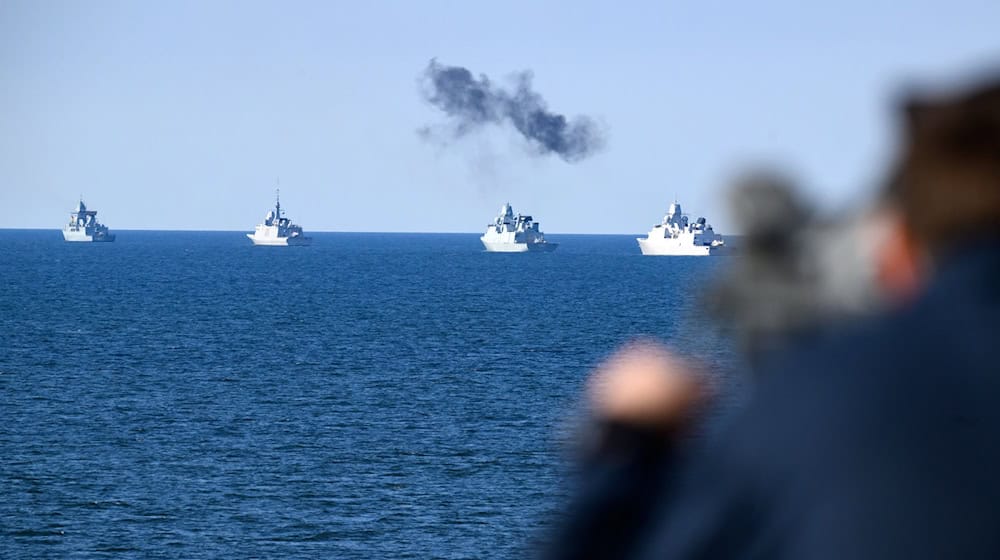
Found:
<box><xmin>543</xmin><ymin>74</ymin><xmax>1000</xmax><ymax>559</ymax></box>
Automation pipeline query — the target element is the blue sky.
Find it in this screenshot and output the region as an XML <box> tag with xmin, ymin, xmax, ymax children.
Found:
<box><xmin>2</xmin><ymin>0</ymin><xmax>998</xmax><ymax>233</ymax></box>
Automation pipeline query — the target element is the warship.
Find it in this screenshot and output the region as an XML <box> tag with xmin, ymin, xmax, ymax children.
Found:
<box><xmin>637</xmin><ymin>201</ymin><xmax>724</xmax><ymax>256</ymax></box>
<box><xmin>62</xmin><ymin>199</ymin><xmax>115</xmax><ymax>242</ymax></box>
<box><xmin>481</xmin><ymin>203</ymin><xmax>557</xmax><ymax>252</ymax></box>
<box><xmin>247</xmin><ymin>190</ymin><xmax>311</xmax><ymax>246</ymax></box>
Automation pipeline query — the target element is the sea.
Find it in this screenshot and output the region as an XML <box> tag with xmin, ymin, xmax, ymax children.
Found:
<box><xmin>0</xmin><ymin>230</ymin><xmax>741</xmax><ymax>559</ymax></box>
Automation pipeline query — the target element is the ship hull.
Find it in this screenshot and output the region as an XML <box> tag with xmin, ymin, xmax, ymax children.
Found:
<box><xmin>481</xmin><ymin>239</ymin><xmax>558</xmax><ymax>253</ymax></box>
<box><xmin>62</xmin><ymin>230</ymin><xmax>115</xmax><ymax>242</ymax></box>
<box><xmin>637</xmin><ymin>237</ymin><xmax>713</xmax><ymax>256</ymax></box>
<box><xmin>246</xmin><ymin>233</ymin><xmax>311</xmax><ymax>246</ymax></box>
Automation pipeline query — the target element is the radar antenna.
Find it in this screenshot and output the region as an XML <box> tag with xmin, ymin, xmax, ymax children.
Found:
<box><xmin>275</xmin><ymin>178</ymin><xmax>281</xmax><ymax>218</ymax></box>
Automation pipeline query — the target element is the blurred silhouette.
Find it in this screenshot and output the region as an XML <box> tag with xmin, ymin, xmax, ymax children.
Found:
<box><xmin>710</xmin><ymin>170</ymin><xmax>896</xmax><ymax>370</ymax></box>
<box><xmin>542</xmin><ymin>72</ymin><xmax>1000</xmax><ymax>559</ymax></box>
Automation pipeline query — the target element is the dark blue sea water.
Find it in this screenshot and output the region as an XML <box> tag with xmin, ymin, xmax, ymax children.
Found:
<box><xmin>0</xmin><ymin>230</ymin><xmax>739</xmax><ymax>559</ymax></box>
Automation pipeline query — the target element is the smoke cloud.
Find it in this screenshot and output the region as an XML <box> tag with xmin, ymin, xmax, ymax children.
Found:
<box><xmin>419</xmin><ymin>59</ymin><xmax>605</xmax><ymax>163</ymax></box>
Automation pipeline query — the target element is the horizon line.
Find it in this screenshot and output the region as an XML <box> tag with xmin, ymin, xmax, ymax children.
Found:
<box><xmin>1</xmin><ymin>227</ymin><xmax>700</xmax><ymax>236</ymax></box>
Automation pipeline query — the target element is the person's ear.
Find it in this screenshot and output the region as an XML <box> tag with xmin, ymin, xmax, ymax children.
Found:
<box><xmin>875</xmin><ymin>212</ymin><xmax>926</xmax><ymax>304</ymax></box>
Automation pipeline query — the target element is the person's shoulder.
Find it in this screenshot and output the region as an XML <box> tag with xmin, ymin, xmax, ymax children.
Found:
<box><xmin>720</xmin><ymin>305</ymin><xmax>938</xmax><ymax>450</ymax></box>
<box><xmin>760</xmin><ymin>306</ymin><xmax>926</xmax><ymax>391</ymax></box>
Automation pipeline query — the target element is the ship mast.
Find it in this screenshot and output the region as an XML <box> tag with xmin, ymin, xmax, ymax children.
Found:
<box><xmin>275</xmin><ymin>185</ymin><xmax>281</xmax><ymax>219</ymax></box>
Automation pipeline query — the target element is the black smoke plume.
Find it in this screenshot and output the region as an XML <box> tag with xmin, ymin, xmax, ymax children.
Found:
<box><xmin>420</xmin><ymin>59</ymin><xmax>605</xmax><ymax>162</ymax></box>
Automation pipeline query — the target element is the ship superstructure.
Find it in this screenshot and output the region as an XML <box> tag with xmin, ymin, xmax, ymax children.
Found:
<box><xmin>481</xmin><ymin>203</ymin><xmax>557</xmax><ymax>252</ymax></box>
<box><xmin>247</xmin><ymin>190</ymin><xmax>311</xmax><ymax>246</ymax></box>
<box><xmin>62</xmin><ymin>199</ymin><xmax>115</xmax><ymax>242</ymax></box>
<box><xmin>637</xmin><ymin>201</ymin><xmax>724</xmax><ymax>256</ymax></box>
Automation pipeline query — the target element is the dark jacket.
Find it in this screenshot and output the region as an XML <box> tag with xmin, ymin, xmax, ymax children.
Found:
<box><xmin>547</xmin><ymin>243</ymin><xmax>1000</xmax><ymax>559</ymax></box>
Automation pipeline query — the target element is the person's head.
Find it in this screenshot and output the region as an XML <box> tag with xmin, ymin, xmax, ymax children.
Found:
<box><xmin>877</xmin><ymin>74</ymin><xmax>1000</xmax><ymax>301</ymax></box>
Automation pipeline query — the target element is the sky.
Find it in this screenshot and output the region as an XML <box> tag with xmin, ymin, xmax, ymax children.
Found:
<box><xmin>1</xmin><ymin>0</ymin><xmax>998</xmax><ymax>233</ymax></box>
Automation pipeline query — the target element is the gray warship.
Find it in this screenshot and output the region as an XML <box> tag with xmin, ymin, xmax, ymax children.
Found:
<box><xmin>62</xmin><ymin>199</ymin><xmax>115</xmax><ymax>242</ymax></box>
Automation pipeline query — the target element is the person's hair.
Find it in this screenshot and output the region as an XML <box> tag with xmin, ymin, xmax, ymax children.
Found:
<box><xmin>886</xmin><ymin>74</ymin><xmax>1000</xmax><ymax>253</ymax></box>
